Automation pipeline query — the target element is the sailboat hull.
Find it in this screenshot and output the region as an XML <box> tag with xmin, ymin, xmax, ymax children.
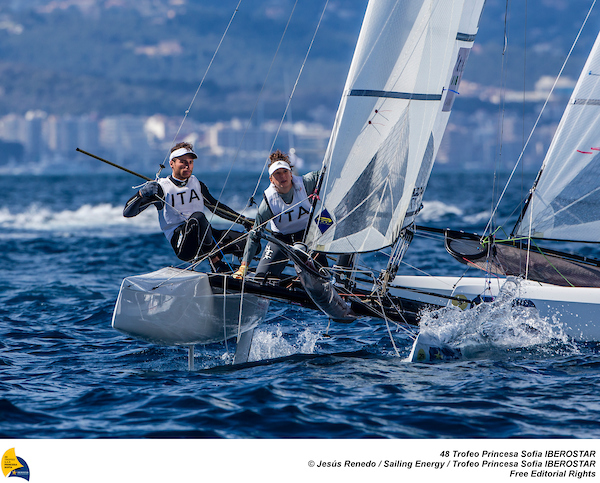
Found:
<box><xmin>262</xmin><ymin>235</ymin><xmax>355</xmax><ymax>321</ymax></box>
<box><xmin>390</xmin><ymin>275</ymin><xmax>600</xmax><ymax>341</ymax></box>
<box><xmin>445</xmin><ymin>230</ymin><xmax>600</xmax><ymax>288</ymax></box>
<box><xmin>407</xmin><ymin>332</ymin><xmax>462</xmax><ymax>362</ymax></box>
<box><xmin>112</xmin><ymin>267</ymin><xmax>270</xmax><ymax>346</ymax></box>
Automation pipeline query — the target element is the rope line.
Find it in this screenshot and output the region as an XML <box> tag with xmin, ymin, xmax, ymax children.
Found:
<box><xmin>249</xmin><ymin>0</ymin><xmax>331</xmax><ymax>202</ymax></box>
<box><xmin>157</xmin><ymin>0</ymin><xmax>243</xmax><ymax>178</ymax></box>
<box><xmin>213</xmin><ymin>0</ymin><xmax>300</xmax><ymax>211</ymax></box>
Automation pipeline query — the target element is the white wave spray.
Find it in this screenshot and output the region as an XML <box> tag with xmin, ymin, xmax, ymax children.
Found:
<box><xmin>247</xmin><ymin>326</ymin><xmax>320</xmax><ymax>362</ymax></box>
<box><xmin>416</xmin><ymin>278</ymin><xmax>577</xmax><ymax>359</ymax></box>
<box><xmin>0</xmin><ymin>202</ymin><xmax>248</xmax><ymax>238</ymax></box>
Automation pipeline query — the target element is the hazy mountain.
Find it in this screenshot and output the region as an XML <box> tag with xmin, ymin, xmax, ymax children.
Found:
<box><xmin>0</xmin><ymin>0</ymin><xmax>598</xmax><ymax>123</ymax></box>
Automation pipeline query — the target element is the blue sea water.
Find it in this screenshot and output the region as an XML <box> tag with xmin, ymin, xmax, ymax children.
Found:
<box><xmin>1</xmin><ymin>168</ymin><xmax>600</xmax><ymax>440</ymax></box>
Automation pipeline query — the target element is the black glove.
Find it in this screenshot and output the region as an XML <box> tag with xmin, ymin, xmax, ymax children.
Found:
<box><xmin>242</xmin><ymin>218</ymin><xmax>255</xmax><ymax>231</ymax></box>
<box><xmin>139</xmin><ymin>181</ymin><xmax>160</xmax><ymax>198</ymax></box>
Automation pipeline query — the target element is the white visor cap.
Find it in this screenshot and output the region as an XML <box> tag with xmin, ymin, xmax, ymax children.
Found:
<box><xmin>268</xmin><ymin>160</ymin><xmax>292</xmax><ymax>176</ymax></box>
<box><xmin>169</xmin><ymin>147</ymin><xmax>197</xmax><ymax>161</ymax></box>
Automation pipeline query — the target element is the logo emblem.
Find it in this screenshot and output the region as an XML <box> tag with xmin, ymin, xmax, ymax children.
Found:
<box><xmin>315</xmin><ymin>208</ymin><xmax>334</xmax><ymax>234</ymax></box>
<box><xmin>2</xmin><ymin>449</ymin><xmax>30</xmax><ymax>481</ymax></box>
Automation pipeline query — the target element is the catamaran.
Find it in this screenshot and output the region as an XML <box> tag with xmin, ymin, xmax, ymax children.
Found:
<box><xmin>109</xmin><ymin>0</ymin><xmax>488</xmax><ymax>365</ymax></box>
<box><xmin>115</xmin><ymin>0</ymin><xmax>600</xmax><ymax>365</ymax></box>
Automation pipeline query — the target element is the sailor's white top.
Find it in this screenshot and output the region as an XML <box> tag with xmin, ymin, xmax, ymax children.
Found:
<box><xmin>157</xmin><ymin>175</ymin><xmax>205</xmax><ymax>241</ymax></box>
<box><xmin>264</xmin><ymin>175</ymin><xmax>311</xmax><ymax>235</ymax></box>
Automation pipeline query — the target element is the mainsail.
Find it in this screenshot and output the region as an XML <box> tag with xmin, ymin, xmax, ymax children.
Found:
<box><xmin>515</xmin><ymin>31</ymin><xmax>600</xmax><ymax>243</ymax></box>
<box><xmin>305</xmin><ymin>0</ymin><xmax>485</xmax><ymax>254</ymax></box>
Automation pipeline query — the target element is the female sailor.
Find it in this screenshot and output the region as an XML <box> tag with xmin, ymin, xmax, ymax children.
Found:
<box><xmin>234</xmin><ymin>150</ymin><xmax>319</xmax><ymax>280</ymax></box>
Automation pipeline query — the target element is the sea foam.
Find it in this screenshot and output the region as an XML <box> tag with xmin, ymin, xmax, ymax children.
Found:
<box><xmin>417</xmin><ymin>278</ymin><xmax>577</xmax><ymax>359</ymax></box>
<box><xmin>0</xmin><ymin>203</ymin><xmax>248</xmax><ymax>237</ymax></box>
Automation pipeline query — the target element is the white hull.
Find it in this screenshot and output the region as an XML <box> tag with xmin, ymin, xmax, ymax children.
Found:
<box><xmin>407</xmin><ymin>331</ymin><xmax>462</xmax><ymax>362</ymax></box>
<box><xmin>390</xmin><ymin>275</ymin><xmax>600</xmax><ymax>341</ymax></box>
<box><xmin>112</xmin><ymin>267</ymin><xmax>269</xmax><ymax>346</ymax></box>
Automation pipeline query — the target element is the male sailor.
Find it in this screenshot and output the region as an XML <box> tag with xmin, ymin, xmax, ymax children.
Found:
<box><xmin>123</xmin><ymin>142</ymin><xmax>250</xmax><ymax>272</ymax></box>
<box><xmin>234</xmin><ymin>150</ymin><xmax>319</xmax><ymax>280</ymax></box>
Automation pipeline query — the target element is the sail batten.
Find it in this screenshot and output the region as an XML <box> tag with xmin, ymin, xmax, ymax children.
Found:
<box><xmin>306</xmin><ymin>0</ymin><xmax>485</xmax><ymax>254</ymax></box>
<box><xmin>349</xmin><ymin>89</ymin><xmax>443</xmax><ymax>100</ymax></box>
<box><xmin>573</xmin><ymin>98</ymin><xmax>600</xmax><ymax>106</ymax></box>
<box><xmin>456</xmin><ymin>32</ymin><xmax>477</xmax><ymax>42</ymax></box>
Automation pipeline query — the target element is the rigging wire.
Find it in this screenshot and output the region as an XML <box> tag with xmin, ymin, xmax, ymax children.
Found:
<box><xmin>520</xmin><ymin>0</ymin><xmax>528</xmax><ymax>277</ymax></box>
<box><xmin>139</xmin><ymin>1</ymin><xmax>248</xmax><ymax>263</ymax></box>
<box><xmin>199</xmin><ymin>0</ymin><xmax>302</xmax><ymax>269</ymax></box>
<box><xmin>248</xmin><ymin>0</ymin><xmax>331</xmax><ymax>203</ymax></box>
<box><xmin>485</xmin><ymin>0</ymin><xmax>511</xmax><ymax>282</ymax></box>
<box><xmin>368</xmin><ymin>271</ymin><xmax>415</xmax><ymax>349</ymax></box>
<box><xmin>157</xmin><ymin>0</ymin><xmax>243</xmax><ymax>178</ymax></box>
<box><xmin>159</xmin><ymin>0</ymin><xmax>302</xmax><ymax>270</ymax></box>
<box><xmin>212</xmin><ymin>0</ymin><xmax>300</xmax><ymax>209</ymax></box>
<box><xmin>178</xmin><ymin>0</ymin><xmax>328</xmax><ymax>271</ymax></box>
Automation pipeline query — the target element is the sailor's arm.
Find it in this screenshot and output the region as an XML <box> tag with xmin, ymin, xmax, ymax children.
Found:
<box><xmin>302</xmin><ymin>170</ymin><xmax>321</xmax><ymax>195</ymax></box>
<box><xmin>233</xmin><ymin>200</ymin><xmax>272</xmax><ymax>278</ymax></box>
<box><xmin>123</xmin><ymin>181</ymin><xmax>165</xmax><ymax>217</ymax></box>
<box><xmin>199</xmin><ymin>181</ymin><xmax>253</xmax><ymax>230</ymax></box>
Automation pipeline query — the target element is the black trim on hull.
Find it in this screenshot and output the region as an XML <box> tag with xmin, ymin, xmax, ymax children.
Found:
<box><xmin>443</xmin><ymin>229</ymin><xmax>600</xmax><ymax>288</ymax></box>
<box><xmin>207</xmin><ymin>274</ymin><xmax>438</xmax><ymax>326</ymax></box>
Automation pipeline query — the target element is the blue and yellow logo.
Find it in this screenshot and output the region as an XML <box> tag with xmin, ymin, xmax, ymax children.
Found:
<box><xmin>2</xmin><ymin>449</ymin><xmax>30</xmax><ymax>481</ymax></box>
<box><xmin>315</xmin><ymin>208</ymin><xmax>334</xmax><ymax>234</ymax></box>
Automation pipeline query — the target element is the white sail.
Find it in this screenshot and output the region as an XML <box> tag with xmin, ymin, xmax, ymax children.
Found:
<box><xmin>305</xmin><ymin>0</ymin><xmax>485</xmax><ymax>254</ymax></box>
<box><xmin>515</xmin><ymin>31</ymin><xmax>600</xmax><ymax>242</ymax></box>
<box><xmin>403</xmin><ymin>0</ymin><xmax>485</xmax><ymax>231</ymax></box>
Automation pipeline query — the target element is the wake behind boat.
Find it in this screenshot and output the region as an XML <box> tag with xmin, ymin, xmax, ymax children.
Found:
<box><xmin>391</xmin><ymin>274</ymin><xmax>600</xmax><ymax>352</ymax></box>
